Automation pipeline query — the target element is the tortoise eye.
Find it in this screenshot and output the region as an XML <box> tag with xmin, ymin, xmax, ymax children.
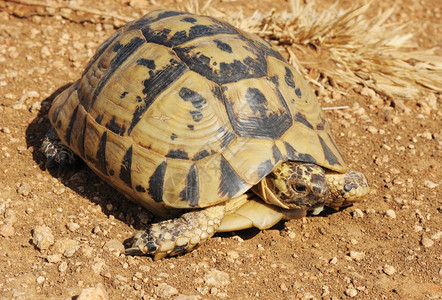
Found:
<box><xmin>294</xmin><ymin>184</ymin><xmax>306</xmax><ymax>193</ymax></box>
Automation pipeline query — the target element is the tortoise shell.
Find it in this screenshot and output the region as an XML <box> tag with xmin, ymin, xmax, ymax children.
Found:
<box><xmin>49</xmin><ymin>10</ymin><xmax>347</xmax><ymax>217</ymax></box>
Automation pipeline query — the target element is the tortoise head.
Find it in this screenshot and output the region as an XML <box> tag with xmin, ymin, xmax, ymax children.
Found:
<box><xmin>253</xmin><ymin>162</ymin><xmax>329</xmax><ymax>210</ymax></box>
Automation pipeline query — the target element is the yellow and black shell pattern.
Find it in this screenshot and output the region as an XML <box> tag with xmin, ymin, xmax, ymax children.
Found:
<box><xmin>49</xmin><ymin>10</ymin><xmax>347</xmax><ymax>217</ymax></box>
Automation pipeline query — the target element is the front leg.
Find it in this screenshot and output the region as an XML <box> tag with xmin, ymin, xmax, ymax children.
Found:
<box><xmin>126</xmin><ymin>204</ymin><xmax>226</xmax><ymax>260</ymax></box>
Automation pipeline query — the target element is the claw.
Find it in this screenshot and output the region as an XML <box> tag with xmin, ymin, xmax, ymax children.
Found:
<box><xmin>57</xmin><ymin>152</ymin><xmax>68</xmax><ymax>176</ymax></box>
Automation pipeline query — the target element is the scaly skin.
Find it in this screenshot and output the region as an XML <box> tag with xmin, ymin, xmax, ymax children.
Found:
<box><xmin>324</xmin><ymin>169</ymin><xmax>370</xmax><ymax>209</ymax></box>
<box><xmin>126</xmin><ymin>205</ymin><xmax>225</xmax><ymax>260</ymax></box>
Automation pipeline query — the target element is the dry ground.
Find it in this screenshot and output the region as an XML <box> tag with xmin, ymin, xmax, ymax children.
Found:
<box><xmin>0</xmin><ymin>0</ymin><xmax>441</xmax><ymax>299</ymax></box>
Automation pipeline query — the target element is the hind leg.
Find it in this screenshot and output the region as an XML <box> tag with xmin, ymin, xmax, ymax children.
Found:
<box><xmin>41</xmin><ymin>127</ymin><xmax>77</xmax><ymax>174</ymax></box>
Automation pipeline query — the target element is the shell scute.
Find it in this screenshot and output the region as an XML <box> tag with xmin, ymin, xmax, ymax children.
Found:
<box><xmin>221</xmin><ymin>77</ymin><xmax>292</xmax><ymax>140</ymax></box>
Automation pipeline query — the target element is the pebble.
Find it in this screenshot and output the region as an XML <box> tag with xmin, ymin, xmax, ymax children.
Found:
<box><xmin>77</xmin><ymin>283</ymin><xmax>109</xmax><ymax>300</ymax></box>
<box><xmin>32</xmin><ymin>226</ymin><xmax>54</xmax><ymax>250</ymax></box>
<box><xmin>0</xmin><ymin>224</ymin><xmax>15</xmax><ymax>237</ymax></box>
<box><xmin>365</xmin><ymin>208</ymin><xmax>376</xmax><ymax>214</ymax></box>
<box><xmin>421</xmin><ymin>237</ymin><xmax>434</xmax><ymax>248</ymax></box>
<box><xmin>424</xmin><ymin>180</ymin><xmax>438</xmax><ymax>189</ymax></box>
<box><xmin>64</xmin><ymin>244</ymin><xmax>80</xmax><ymax>258</ymax></box>
<box><xmin>58</xmin><ymin>261</ymin><xmax>68</xmax><ymax>272</ymax></box>
<box><xmin>349</xmin><ymin>251</ymin><xmax>365</xmax><ymax>261</ymax></box>
<box><xmin>414</xmin><ymin>225</ymin><xmax>423</xmax><ymax>232</ymax></box>
<box><xmin>36</xmin><ymin>276</ymin><xmax>45</xmax><ymax>284</ymax></box>
<box><xmin>103</xmin><ymin>239</ymin><xmax>125</xmax><ymax>254</ymax></box>
<box><xmin>204</xmin><ymin>269</ymin><xmax>230</xmax><ymax>287</ymax></box>
<box><xmin>345</xmin><ymin>288</ymin><xmax>357</xmax><ymax>297</ymax></box>
<box><xmin>366</xmin><ymin>125</ymin><xmax>378</xmax><ymax>134</ymax></box>
<box><xmin>322</xmin><ymin>285</ymin><xmax>330</xmax><ymax>297</ymax></box>
<box><xmin>4</xmin><ymin>209</ymin><xmax>17</xmax><ymax>225</ymax></box>
<box><xmin>52</xmin><ymin>238</ymin><xmax>77</xmax><ymax>253</ymax></box>
<box><xmin>227</xmin><ymin>250</ymin><xmax>239</xmax><ymax>259</ymax></box>
<box><xmin>383</xmin><ymin>264</ymin><xmax>396</xmax><ymax>276</ymax></box>
<box><xmin>46</xmin><ymin>254</ymin><xmax>62</xmax><ymax>263</ymax></box>
<box><xmin>92</xmin><ymin>257</ymin><xmax>106</xmax><ymax>274</ymax></box>
<box><xmin>280</xmin><ymin>283</ymin><xmax>288</xmax><ymax>291</ymax></box>
<box><xmin>154</xmin><ymin>283</ymin><xmax>178</xmax><ymax>298</ymax></box>
<box><xmin>82</xmin><ymin>245</ymin><xmax>94</xmax><ymax>258</ymax></box>
<box><xmin>17</xmin><ymin>182</ymin><xmax>32</xmax><ymax>196</ymax></box>
<box><xmin>385</xmin><ymin>209</ymin><xmax>396</xmax><ymax>219</ymax></box>
<box><xmin>431</xmin><ymin>231</ymin><xmax>442</xmax><ymax>240</ymax></box>
<box><xmin>66</xmin><ymin>221</ymin><xmax>80</xmax><ymax>232</ymax></box>
<box><xmin>329</xmin><ymin>257</ymin><xmax>338</xmax><ymax>265</ymax></box>
<box><xmin>210</xmin><ymin>287</ymin><xmax>218</xmax><ymax>295</ymax></box>
<box><xmin>352</xmin><ymin>209</ymin><xmax>364</xmax><ymax>218</ymax></box>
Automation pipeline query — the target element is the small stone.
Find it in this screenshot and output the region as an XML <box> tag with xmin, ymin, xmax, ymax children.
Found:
<box><xmin>349</xmin><ymin>251</ymin><xmax>365</xmax><ymax>261</ymax></box>
<box><xmin>92</xmin><ymin>258</ymin><xmax>106</xmax><ymax>274</ymax></box>
<box><xmin>280</xmin><ymin>283</ymin><xmax>288</xmax><ymax>291</ymax></box>
<box><xmin>4</xmin><ymin>209</ymin><xmax>17</xmax><ymax>225</ymax></box>
<box><xmin>226</xmin><ymin>250</ymin><xmax>239</xmax><ymax>259</ymax></box>
<box><xmin>421</xmin><ymin>237</ymin><xmax>434</xmax><ymax>248</ymax></box>
<box><xmin>414</xmin><ymin>225</ymin><xmax>423</xmax><ymax>232</ymax></box>
<box><xmin>66</xmin><ymin>221</ymin><xmax>80</xmax><ymax>232</ymax></box>
<box><xmin>82</xmin><ymin>245</ymin><xmax>94</xmax><ymax>258</ymax></box>
<box><xmin>366</xmin><ymin>126</ymin><xmax>378</xmax><ymax>134</ymax></box>
<box><xmin>92</xmin><ymin>225</ymin><xmax>102</xmax><ymax>234</ymax></box>
<box><xmin>52</xmin><ymin>239</ymin><xmax>77</xmax><ymax>254</ymax></box>
<box><xmin>1</xmin><ymin>127</ymin><xmax>11</xmax><ymax>134</ymax></box>
<box><xmin>385</xmin><ymin>209</ymin><xmax>396</xmax><ymax>219</ymax></box>
<box><xmin>352</xmin><ymin>209</ymin><xmax>364</xmax><ymax>218</ymax></box>
<box><xmin>365</xmin><ymin>208</ymin><xmax>375</xmax><ymax>214</ymax></box>
<box><xmin>103</xmin><ymin>239</ymin><xmax>125</xmax><ymax>254</ymax></box>
<box><xmin>231</xmin><ymin>235</ymin><xmax>244</xmax><ymax>243</ymax></box>
<box><xmin>431</xmin><ymin>231</ymin><xmax>442</xmax><ymax>240</ymax></box>
<box><xmin>36</xmin><ymin>276</ymin><xmax>45</xmax><ymax>284</ymax></box>
<box><xmin>58</xmin><ymin>261</ymin><xmax>68</xmax><ymax>272</ymax></box>
<box><xmin>204</xmin><ymin>269</ymin><xmax>230</xmax><ymax>287</ymax></box>
<box><xmin>420</xmin><ymin>131</ymin><xmax>433</xmax><ymax>139</ymax></box>
<box><xmin>210</xmin><ymin>287</ymin><xmax>218</xmax><ymax>295</ymax></box>
<box><xmin>46</xmin><ymin>254</ymin><xmax>62</xmax><ymax>263</ymax></box>
<box><xmin>63</xmin><ymin>244</ymin><xmax>80</xmax><ymax>258</ymax></box>
<box><xmin>329</xmin><ymin>257</ymin><xmax>338</xmax><ymax>265</ymax></box>
<box><xmin>0</xmin><ymin>224</ymin><xmax>15</xmax><ymax>237</ymax></box>
<box><xmin>154</xmin><ymin>283</ymin><xmax>178</xmax><ymax>298</ymax></box>
<box><xmin>32</xmin><ymin>226</ymin><xmax>54</xmax><ymax>250</ymax></box>
<box><xmin>424</xmin><ymin>180</ymin><xmax>438</xmax><ymax>189</ymax></box>
<box><xmin>17</xmin><ymin>182</ymin><xmax>32</xmax><ymax>196</ymax></box>
<box><xmin>383</xmin><ymin>264</ymin><xmax>396</xmax><ymax>276</ymax></box>
<box><xmin>345</xmin><ymin>288</ymin><xmax>357</xmax><ymax>297</ymax></box>
<box><xmin>303</xmin><ymin>292</ymin><xmax>315</xmax><ymax>299</ymax></box>
<box><xmin>40</xmin><ymin>46</ymin><xmax>51</xmax><ymax>57</ymax></box>
<box><xmin>77</xmin><ymin>283</ymin><xmax>109</xmax><ymax>300</ymax></box>
<box><xmin>322</xmin><ymin>285</ymin><xmax>330</xmax><ymax>297</ymax></box>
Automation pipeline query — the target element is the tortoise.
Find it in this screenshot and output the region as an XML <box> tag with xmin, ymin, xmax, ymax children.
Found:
<box><xmin>41</xmin><ymin>10</ymin><xmax>369</xmax><ymax>260</ymax></box>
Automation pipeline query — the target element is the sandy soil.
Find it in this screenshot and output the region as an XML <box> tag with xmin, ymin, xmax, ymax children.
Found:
<box><xmin>0</xmin><ymin>0</ymin><xmax>440</xmax><ymax>299</ymax></box>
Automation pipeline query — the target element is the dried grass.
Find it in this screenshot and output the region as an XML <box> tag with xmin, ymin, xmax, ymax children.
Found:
<box><xmin>182</xmin><ymin>0</ymin><xmax>442</xmax><ymax>99</ymax></box>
